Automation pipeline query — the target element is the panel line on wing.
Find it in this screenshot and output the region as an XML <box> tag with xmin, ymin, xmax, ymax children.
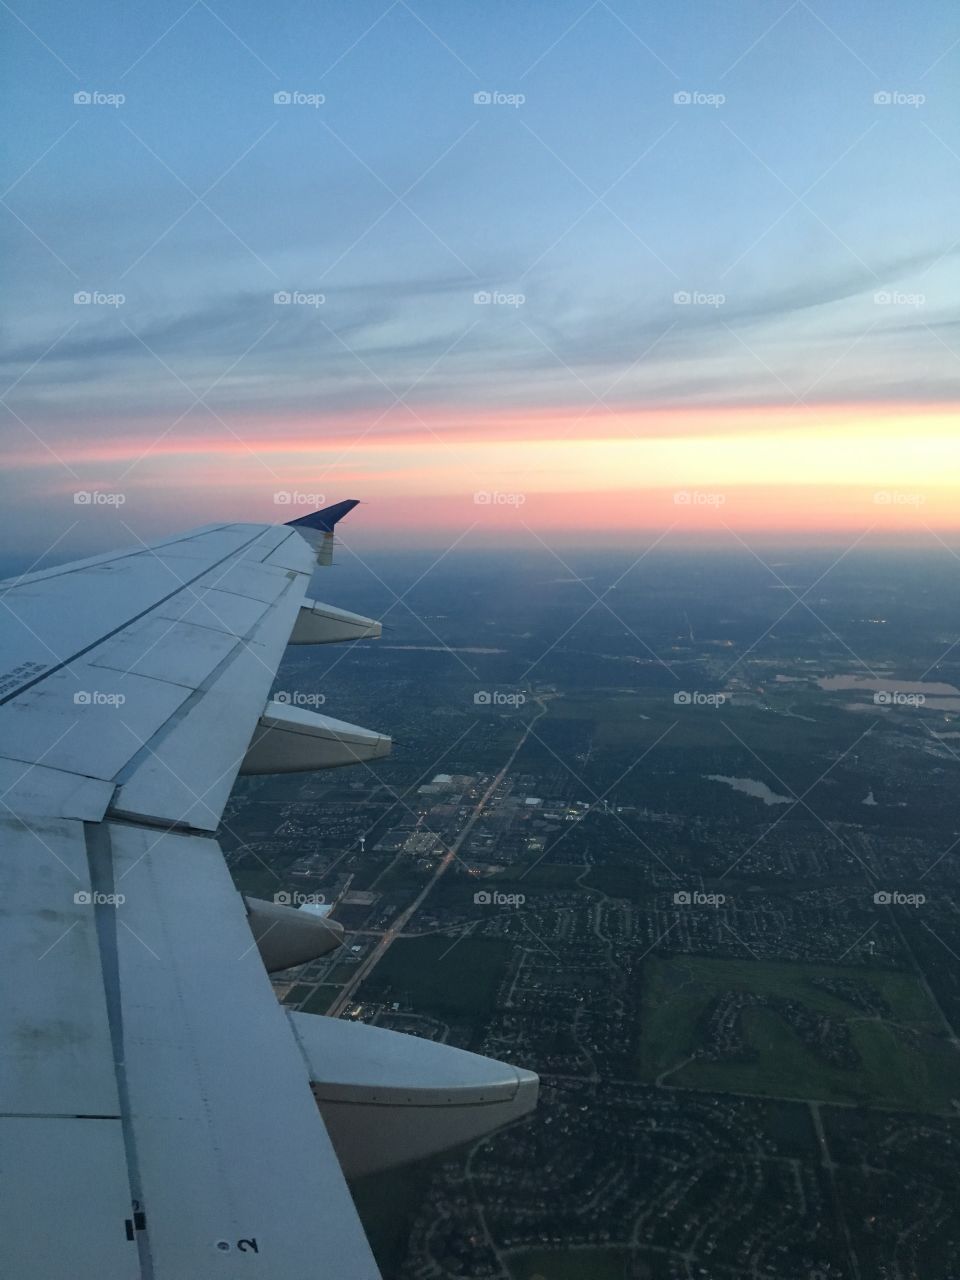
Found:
<box><xmin>0</xmin><ymin>524</ymin><xmax>234</xmax><ymax>590</ymax></box>
<box><xmin>0</xmin><ymin>526</ymin><xmax>277</xmax><ymax>707</ymax></box>
<box><xmin>85</xmin><ymin>819</ymin><xmax>156</xmax><ymax>1279</ymax></box>
<box><xmin>108</xmin><ymin>575</ymin><xmax>301</xmax><ymax>798</ymax></box>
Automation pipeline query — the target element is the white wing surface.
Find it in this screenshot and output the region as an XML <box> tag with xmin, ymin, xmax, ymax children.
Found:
<box><xmin>0</xmin><ymin>503</ymin><xmax>538</xmax><ymax>1280</ymax></box>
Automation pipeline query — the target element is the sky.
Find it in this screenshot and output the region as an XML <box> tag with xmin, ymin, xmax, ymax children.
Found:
<box><xmin>1</xmin><ymin>0</ymin><xmax>959</xmax><ymax>565</ymax></box>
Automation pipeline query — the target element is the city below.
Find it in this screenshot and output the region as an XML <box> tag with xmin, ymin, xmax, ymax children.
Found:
<box><xmin>221</xmin><ymin>546</ymin><xmax>960</xmax><ymax>1280</ymax></box>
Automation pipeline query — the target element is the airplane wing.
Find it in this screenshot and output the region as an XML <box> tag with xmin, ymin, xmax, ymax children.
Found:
<box><xmin>0</xmin><ymin>503</ymin><xmax>538</xmax><ymax>1280</ymax></box>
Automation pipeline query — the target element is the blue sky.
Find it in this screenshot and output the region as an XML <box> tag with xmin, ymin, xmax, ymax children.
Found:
<box><xmin>1</xmin><ymin>0</ymin><xmax>959</xmax><ymax>557</ymax></box>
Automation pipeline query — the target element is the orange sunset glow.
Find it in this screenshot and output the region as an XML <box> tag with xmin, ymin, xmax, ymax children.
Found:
<box><xmin>18</xmin><ymin>403</ymin><xmax>960</xmax><ymax>543</ymax></box>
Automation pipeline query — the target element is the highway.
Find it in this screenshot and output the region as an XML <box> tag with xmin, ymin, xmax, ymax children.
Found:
<box><xmin>327</xmin><ymin>698</ymin><xmax>548</xmax><ymax>1017</ymax></box>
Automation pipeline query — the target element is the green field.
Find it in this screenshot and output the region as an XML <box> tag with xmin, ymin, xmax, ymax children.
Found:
<box><xmin>639</xmin><ymin>954</ymin><xmax>957</xmax><ymax>1112</ymax></box>
<box><xmin>508</xmin><ymin>1248</ymin><xmax>631</xmax><ymax>1280</ymax></box>
<box><xmin>508</xmin><ymin>863</ymin><xmax>585</xmax><ymax>888</ymax></box>
<box><xmin>326</xmin><ymin>961</ymin><xmax>363</xmax><ymax>984</ymax></box>
<box><xmin>583</xmin><ymin>863</ymin><xmax>697</xmax><ymax>900</ymax></box>
<box><xmin>297</xmin><ymin>984</ymin><xmax>341</xmax><ymax>1014</ymax></box>
<box><xmin>363</xmin><ymin>933</ymin><xmax>514</xmax><ymax>1016</ymax></box>
<box><xmin>545</xmin><ymin>690</ymin><xmax>844</xmax><ymax>751</ymax></box>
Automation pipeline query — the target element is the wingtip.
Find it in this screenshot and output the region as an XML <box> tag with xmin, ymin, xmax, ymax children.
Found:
<box><xmin>285</xmin><ymin>499</ymin><xmax>361</xmax><ymax>533</ymax></box>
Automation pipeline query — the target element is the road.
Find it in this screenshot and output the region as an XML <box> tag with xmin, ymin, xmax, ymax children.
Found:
<box><xmin>326</xmin><ymin>698</ymin><xmax>549</xmax><ymax>1017</ymax></box>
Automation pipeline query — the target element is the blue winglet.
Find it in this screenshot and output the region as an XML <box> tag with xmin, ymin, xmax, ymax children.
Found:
<box><xmin>285</xmin><ymin>499</ymin><xmax>360</xmax><ymax>533</ymax></box>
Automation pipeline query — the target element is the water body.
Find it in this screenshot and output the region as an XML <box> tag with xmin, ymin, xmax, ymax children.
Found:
<box><xmin>380</xmin><ymin>646</ymin><xmax>506</xmax><ymax>653</ymax></box>
<box><xmin>817</xmin><ymin>675</ymin><xmax>960</xmax><ymax>695</ymax></box>
<box><xmin>705</xmin><ymin>775</ymin><xmax>793</xmax><ymax>805</ymax></box>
